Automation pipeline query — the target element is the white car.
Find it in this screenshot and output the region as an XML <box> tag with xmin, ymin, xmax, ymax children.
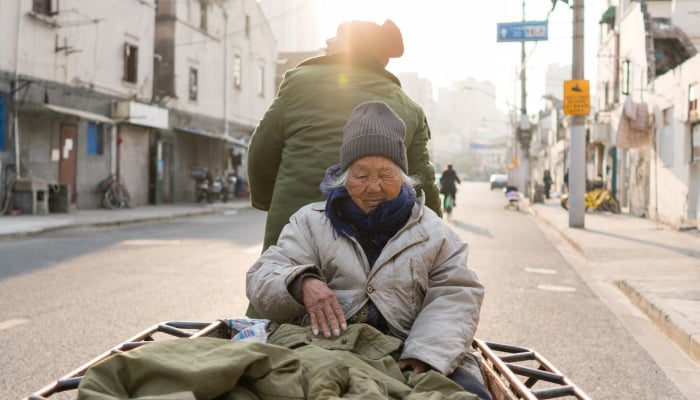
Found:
<box><xmin>489</xmin><ymin>173</ymin><xmax>508</xmax><ymax>190</ymax></box>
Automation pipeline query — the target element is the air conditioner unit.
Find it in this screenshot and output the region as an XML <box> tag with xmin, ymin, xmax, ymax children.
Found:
<box><xmin>689</xmin><ymin>109</ymin><xmax>699</xmax><ymax>123</ymax></box>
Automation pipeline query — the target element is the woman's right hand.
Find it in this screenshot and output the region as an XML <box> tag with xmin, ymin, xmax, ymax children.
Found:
<box><xmin>301</xmin><ymin>277</ymin><xmax>347</xmax><ymax>337</ymax></box>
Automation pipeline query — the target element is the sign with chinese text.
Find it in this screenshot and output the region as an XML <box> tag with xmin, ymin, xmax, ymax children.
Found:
<box><xmin>563</xmin><ymin>79</ymin><xmax>590</xmax><ymax>116</ymax></box>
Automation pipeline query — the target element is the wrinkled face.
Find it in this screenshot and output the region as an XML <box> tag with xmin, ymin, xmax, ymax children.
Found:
<box><xmin>346</xmin><ymin>156</ymin><xmax>403</xmax><ymax>213</ymax></box>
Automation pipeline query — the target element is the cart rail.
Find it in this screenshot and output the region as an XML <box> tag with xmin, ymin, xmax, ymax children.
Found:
<box><xmin>28</xmin><ymin>320</ymin><xmax>591</xmax><ymax>400</ymax></box>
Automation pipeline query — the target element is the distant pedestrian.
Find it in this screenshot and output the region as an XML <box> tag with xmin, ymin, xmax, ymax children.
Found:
<box><xmin>543</xmin><ymin>170</ymin><xmax>552</xmax><ymax>199</ymax></box>
<box><xmin>439</xmin><ymin>164</ymin><xmax>461</xmax><ymax>208</ymax></box>
<box><xmin>563</xmin><ymin>168</ymin><xmax>569</xmax><ymax>194</ymax></box>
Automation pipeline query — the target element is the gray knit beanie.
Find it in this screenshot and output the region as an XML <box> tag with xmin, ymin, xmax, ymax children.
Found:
<box><xmin>339</xmin><ymin>101</ymin><xmax>408</xmax><ymax>172</ymax></box>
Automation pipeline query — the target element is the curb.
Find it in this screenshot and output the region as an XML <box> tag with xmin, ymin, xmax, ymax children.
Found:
<box><xmin>0</xmin><ymin>208</ymin><xmax>223</xmax><ymax>240</ymax></box>
<box><xmin>616</xmin><ymin>279</ymin><xmax>700</xmax><ymax>364</ymax></box>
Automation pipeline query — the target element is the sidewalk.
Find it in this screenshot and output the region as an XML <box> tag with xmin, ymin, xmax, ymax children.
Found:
<box><xmin>530</xmin><ymin>198</ymin><xmax>700</xmax><ymax>366</ymax></box>
<box><xmin>0</xmin><ymin>198</ymin><xmax>251</xmax><ymax>238</ymax></box>
<box><xmin>1</xmin><ymin>197</ymin><xmax>698</xmax><ymax>366</ymax></box>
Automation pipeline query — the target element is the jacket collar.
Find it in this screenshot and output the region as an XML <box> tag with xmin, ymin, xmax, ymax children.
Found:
<box><xmin>296</xmin><ymin>54</ymin><xmax>402</xmax><ymax>86</ymax></box>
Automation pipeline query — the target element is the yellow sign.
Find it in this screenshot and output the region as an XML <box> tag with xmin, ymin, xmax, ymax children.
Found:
<box><xmin>563</xmin><ymin>79</ymin><xmax>590</xmax><ymax>116</ymax></box>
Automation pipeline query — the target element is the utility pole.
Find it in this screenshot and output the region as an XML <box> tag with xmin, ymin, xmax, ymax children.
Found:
<box><xmin>569</xmin><ymin>0</ymin><xmax>586</xmax><ymax>227</ymax></box>
<box><xmin>518</xmin><ymin>0</ymin><xmax>531</xmax><ymax>196</ymax></box>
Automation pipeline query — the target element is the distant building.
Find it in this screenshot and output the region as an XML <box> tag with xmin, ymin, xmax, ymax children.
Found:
<box><xmin>543</xmin><ymin>63</ymin><xmax>571</xmax><ymax>101</ymax></box>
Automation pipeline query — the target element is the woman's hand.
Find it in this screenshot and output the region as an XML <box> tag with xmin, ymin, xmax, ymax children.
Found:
<box><xmin>398</xmin><ymin>358</ymin><xmax>431</xmax><ymax>374</ymax></box>
<box><xmin>301</xmin><ymin>277</ymin><xmax>347</xmax><ymax>337</ymax></box>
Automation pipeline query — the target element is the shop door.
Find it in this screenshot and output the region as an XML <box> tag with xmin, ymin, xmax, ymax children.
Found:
<box><xmin>58</xmin><ymin>124</ymin><xmax>78</xmax><ymax>203</ymax></box>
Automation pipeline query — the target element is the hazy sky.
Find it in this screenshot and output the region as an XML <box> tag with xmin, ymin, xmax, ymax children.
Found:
<box><xmin>319</xmin><ymin>0</ymin><xmax>607</xmax><ymax>112</ymax></box>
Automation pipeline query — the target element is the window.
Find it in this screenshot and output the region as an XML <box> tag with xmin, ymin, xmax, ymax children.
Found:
<box><xmin>692</xmin><ymin>124</ymin><xmax>700</xmax><ymax>163</ymax></box>
<box><xmin>0</xmin><ymin>94</ymin><xmax>5</xmax><ymax>151</ymax></box>
<box><xmin>86</xmin><ymin>122</ymin><xmax>104</xmax><ymax>155</ymax></box>
<box><xmin>257</xmin><ymin>65</ymin><xmax>264</xmax><ymax>97</ymax></box>
<box><xmin>189</xmin><ymin>67</ymin><xmax>198</xmax><ymax>101</ymax></box>
<box><xmin>689</xmin><ymin>83</ymin><xmax>698</xmax><ymax>120</ymax></box>
<box><xmin>603</xmin><ymin>81</ymin><xmax>610</xmax><ymax>108</ymax></box>
<box><xmin>245</xmin><ymin>15</ymin><xmax>250</xmax><ymax>38</ymax></box>
<box><xmin>123</xmin><ymin>43</ymin><xmax>138</xmax><ymax>83</ymax></box>
<box><xmin>233</xmin><ymin>55</ymin><xmax>242</xmax><ymax>89</ymax></box>
<box><xmin>659</xmin><ymin>107</ymin><xmax>673</xmax><ymax>166</ymax></box>
<box><xmin>33</xmin><ymin>0</ymin><xmax>59</xmax><ymax>16</ymax></box>
<box><xmin>199</xmin><ymin>0</ymin><xmax>207</xmax><ymax>31</ymax></box>
<box><xmin>621</xmin><ymin>60</ymin><xmax>631</xmax><ymax>96</ymax></box>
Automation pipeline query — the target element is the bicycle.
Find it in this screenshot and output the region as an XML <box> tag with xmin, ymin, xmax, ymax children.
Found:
<box><xmin>98</xmin><ymin>174</ymin><xmax>131</xmax><ymax>209</ymax></box>
<box><xmin>443</xmin><ymin>193</ymin><xmax>455</xmax><ymax>220</ymax></box>
<box><xmin>560</xmin><ymin>187</ymin><xmax>620</xmax><ymax>213</ymax></box>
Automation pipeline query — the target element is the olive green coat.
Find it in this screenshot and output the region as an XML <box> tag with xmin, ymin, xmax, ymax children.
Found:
<box><xmin>77</xmin><ymin>324</ymin><xmax>478</xmax><ymax>399</ymax></box>
<box><xmin>248</xmin><ymin>54</ymin><xmax>441</xmax><ymax>251</ymax></box>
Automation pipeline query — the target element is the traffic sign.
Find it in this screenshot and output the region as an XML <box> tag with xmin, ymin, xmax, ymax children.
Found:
<box><xmin>563</xmin><ymin>79</ymin><xmax>590</xmax><ymax>116</ymax></box>
<box><xmin>497</xmin><ymin>21</ymin><xmax>548</xmax><ymax>42</ymax></box>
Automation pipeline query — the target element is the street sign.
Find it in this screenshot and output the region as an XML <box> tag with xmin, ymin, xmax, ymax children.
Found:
<box><xmin>497</xmin><ymin>21</ymin><xmax>548</xmax><ymax>42</ymax></box>
<box><xmin>563</xmin><ymin>79</ymin><xmax>590</xmax><ymax>116</ymax></box>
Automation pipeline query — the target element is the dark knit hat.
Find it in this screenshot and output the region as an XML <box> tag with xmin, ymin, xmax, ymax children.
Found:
<box><xmin>340</xmin><ymin>101</ymin><xmax>408</xmax><ymax>172</ymax></box>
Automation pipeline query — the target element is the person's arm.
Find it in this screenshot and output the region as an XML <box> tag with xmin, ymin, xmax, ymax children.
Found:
<box><xmin>246</xmin><ymin>79</ymin><xmax>289</xmax><ymax>211</ymax></box>
<box><xmin>407</xmin><ymin>116</ymin><xmax>442</xmax><ymax>216</ymax></box>
<box><xmin>400</xmin><ymin>227</ymin><xmax>484</xmax><ymax>375</ymax></box>
<box><xmin>246</xmin><ymin>208</ymin><xmax>324</xmax><ymax>322</ymax></box>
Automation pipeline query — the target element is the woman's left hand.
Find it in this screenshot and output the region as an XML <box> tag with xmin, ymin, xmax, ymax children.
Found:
<box><xmin>301</xmin><ymin>277</ymin><xmax>347</xmax><ymax>337</ymax></box>
<box><xmin>398</xmin><ymin>358</ymin><xmax>431</xmax><ymax>374</ymax></box>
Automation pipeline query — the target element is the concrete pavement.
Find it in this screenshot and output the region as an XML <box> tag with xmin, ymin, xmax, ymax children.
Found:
<box><xmin>530</xmin><ymin>199</ymin><xmax>700</xmax><ymax>368</ymax></box>
<box><xmin>1</xmin><ymin>196</ymin><xmax>698</xmax><ymax>368</ymax></box>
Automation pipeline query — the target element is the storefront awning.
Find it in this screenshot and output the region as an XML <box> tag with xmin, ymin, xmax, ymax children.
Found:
<box><xmin>21</xmin><ymin>103</ymin><xmax>116</xmax><ymax>124</ymax></box>
<box><xmin>174</xmin><ymin>125</ymin><xmax>248</xmax><ymax>147</ymax></box>
<box><xmin>599</xmin><ymin>6</ymin><xmax>616</xmax><ymax>24</ymax></box>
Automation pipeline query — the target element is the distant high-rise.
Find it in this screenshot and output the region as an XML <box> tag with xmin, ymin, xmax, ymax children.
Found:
<box><xmin>257</xmin><ymin>0</ymin><xmax>321</xmax><ymax>52</ymax></box>
<box><xmin>544</xmin><ymin>63</ymin><xmax>571</xmax><ymax>101</ymax></box>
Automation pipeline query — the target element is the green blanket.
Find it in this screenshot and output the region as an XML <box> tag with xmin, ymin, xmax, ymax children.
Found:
<box><xmin>77</xmin><ymin>323</ymin><xmax>478</xmax><ymax>400</ymax></box>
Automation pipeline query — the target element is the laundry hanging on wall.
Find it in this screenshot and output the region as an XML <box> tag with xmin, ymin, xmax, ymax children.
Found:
<box><xmin>616</xmin><ymin>97</ymin><xmax>651</xmax><ymax>149</ymax></box>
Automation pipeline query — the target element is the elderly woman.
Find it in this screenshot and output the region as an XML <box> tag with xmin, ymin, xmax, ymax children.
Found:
<box><xmin>246</xmin><ymin>101</ymin><xmax>489</xmax><ymax>399</ymax></box>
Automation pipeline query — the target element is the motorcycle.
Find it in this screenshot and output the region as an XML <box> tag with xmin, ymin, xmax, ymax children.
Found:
<box><xmin>560</xmin><ymin>180</ymin><xmax>621</xmax><ymax>213</ymax></box>
<box><xmin>190</xmin><ymin>168</ymin><xmax>209</xmax><ymax>203</ymax></box>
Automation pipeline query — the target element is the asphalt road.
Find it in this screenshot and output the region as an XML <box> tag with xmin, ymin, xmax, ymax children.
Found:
<box><xmin>0</xmin><ymin>182</ymin><xmax>687</xmax><ymax>399</ymax></box>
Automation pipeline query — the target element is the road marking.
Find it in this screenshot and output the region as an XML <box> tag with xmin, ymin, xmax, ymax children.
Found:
<box><xmin>121</xmin><ymin>240</ymin><xmax>182</xmax><ymax>246</ymax></box>
<box><xmin>0</xmin><ymin>318</ymin><xmax>30</xmax><ymax>331</ymax></box>
<box><xmin>537</xmin><ymin>284</ymin><xmax>576</xmax><ymax>292</ymax></box>
<box><xmin>525</xmin><ymin>267</ymin><xmax>557</xmax><ymax>274</ymax></box>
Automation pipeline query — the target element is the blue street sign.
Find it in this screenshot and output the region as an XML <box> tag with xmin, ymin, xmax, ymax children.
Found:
<box><xmin>497</xmin><ymin>21</ymin><xmax>548</xmax><ymax>42</ymax></box>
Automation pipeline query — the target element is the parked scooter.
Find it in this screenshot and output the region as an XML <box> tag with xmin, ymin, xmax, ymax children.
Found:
<box><xmin>190</xmin><ymin>168</ymin><xmax>209</xmax><ymax>203</ymax></box>
<box><xmin>190</xmin><ymin>168</ymin><xmax>239</xmax><ymax>203</ymax></box>
<box><xmin>503</xmin><ymin>185</ymin><xmax>520</xmax><ymax>211</ymax></box>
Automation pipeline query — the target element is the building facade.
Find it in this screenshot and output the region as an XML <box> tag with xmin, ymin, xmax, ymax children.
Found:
<box><xmin>0</xmin><ymin>0</ymin><xmax>161</xmax><ymax>212</ymax></box>
<box><xmin>593</xmin><ymin>0</ymin><xmax>698</xmax><ymax>228</ymax></box>
<box><xmin>154</xmin><ymin>0</ymin><xmax>277</xmax><ymax>202</ymax></box>
<box><xmin>0</xmin><ymin>0</ymin><xmax>277</xmax><ymax>213</ymax></box>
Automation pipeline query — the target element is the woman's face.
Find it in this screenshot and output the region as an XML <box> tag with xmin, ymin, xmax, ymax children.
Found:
<box><xmin>346</xmin><ymin>156</ymin><xmax>403</xmax><ymax>213</ymax></box>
